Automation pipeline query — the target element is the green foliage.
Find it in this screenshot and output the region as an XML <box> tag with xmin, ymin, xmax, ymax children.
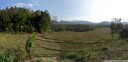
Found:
<box><xmin>110</xmin><ymin>18</ymin><xmax>123</xmax><ymax>31</ymax></box>
<box><xmin>0</xmin><ymin>48</ymin><xmax>26</xmax><ymax>62</ymax></box>
<box><xmin>110</xmin><ymin>18</ymin><xmax>123</xmax><ymax>38</ymax></box>
<box><xmin>3</xmin><ymin>49</ymin><xmax>15</xmax><ymax>62</ymax></box>
<box><xmin>0</xmin><ymin>49</ymin><xmax>15</xmax><ymax>62</ymax></box>
<box><xmin>35</xmin><ymin>59</ymin><xmax>45</xmax><ymax>62</ymax></box>
<box><xmin>101</xmin><ymin>46</ymin><xmax>109</xmax><ymax>51</ymax></box>
<box><xmin>119</xmin><ymin>28</ymin><xmax>128</xmax><ymax>39</ymax></box>
<box><xmin>0</xmin><ymin>7</ymin><xmax>51</xmax><ymax>33</ymax></box>
<box><xmin>13</xmin><ymin>48</ymin><xmax>26</xmax><ymax>62</ymax></box>
<box><xmin>51</xmin><ymin>24</ymin><xmax>94</xmax><ymax>32</ymax></box>
<box><xmin>25</xmin><ymin>34</ymin><xmax>36</xmax><ymax>60</ymax></box>
<box><xmin>57</xmin><ymin>51</ymin><xmax>86</xmax><ymax>62</ymax></box>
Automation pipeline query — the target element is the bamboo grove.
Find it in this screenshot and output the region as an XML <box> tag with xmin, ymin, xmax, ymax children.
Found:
<box><xmin>0</xmin><ymin>6</ymin><xmax>51</xmax><ymax>33</ymax></box>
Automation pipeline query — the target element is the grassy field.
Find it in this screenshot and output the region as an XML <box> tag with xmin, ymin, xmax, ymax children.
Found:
<box><xmin>0</xmin><ymin>28</ymin><xmax>128</xmax><ymax>61</ymax></box>
<box><xmin>45</xmin><ymin>28</ymin><xmax>111</xmax><ymax>43</ymax></box>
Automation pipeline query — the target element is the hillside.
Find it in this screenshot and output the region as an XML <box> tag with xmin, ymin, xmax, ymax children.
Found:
<box><xmin>52</xmin><ymin>20</ymin><xmax>128</xmax><ymax>25</ymax></box>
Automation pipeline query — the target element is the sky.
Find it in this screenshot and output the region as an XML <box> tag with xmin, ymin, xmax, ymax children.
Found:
<box><xmin>0</xmin><ymin>0</ymin><xmax>128</xmax><ymax>22</ymax></box>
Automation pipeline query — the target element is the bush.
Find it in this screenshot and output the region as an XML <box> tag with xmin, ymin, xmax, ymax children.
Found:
<box><xmin>0</xmin><ymin>49</ymin><xmax>15</xmax><ymax>62</ymax></box>
<box><xmin>66</xmin><ymin>52</ymin><xmax>78</xmax><ymax>59</ymax></box>
<box><xmin>0</xmin><ymin>48</ymin><xmax>26</xmax><ymax>62</ymax></box>
<box><xmin>102</xmin><ymin>46</ymin><xmax>109</xmax><ymax>51</ymax></box>
<box><xmin>57</xmin><ymin>52</ymin><xmax>86</xmax><ymax>62</ymax></box>
<box><xmin>119</xmin><ymin>29</ymin><xmax>128</xmax><ymax>39</ymax></box>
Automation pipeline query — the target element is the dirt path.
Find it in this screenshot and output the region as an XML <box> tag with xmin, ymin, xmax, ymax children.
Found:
<box><xmin>25</xmin><ymin>57</ymin><xmax>59</xmax><ymax>62</ymax></box>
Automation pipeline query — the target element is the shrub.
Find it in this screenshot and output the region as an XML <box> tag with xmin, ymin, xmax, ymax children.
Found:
<box><xmin>25</xmin><ymin>34</ymin><xmax>36</xmax><ymax>60</ymax></box>
<box><xmin>0</xmin><ymin>48</ymin><xmax>26</xmax><ymax>62</ymax></box>
<box><xmin>13</xmin><ymin>48</ymin><xmax>26</xmax><ymax>62</ymax></box>
<box><xmin>57</xmin><ymin>52</ymin><xmax>86</xmax><ymax>62</ymax></box>
<box><xmin>119</xmin><ymin>29</ymin><xmax>128</xmax><ymax>39</ymax></box>
<box><xmin>102</xmin><ymin>46</ymin><xmax>109</xmax><ymax>51</ymax></box>
<box><xmin>0</xmin><ymin>49</ymin><xmax>15</xmax><ymax>62</ymax></box>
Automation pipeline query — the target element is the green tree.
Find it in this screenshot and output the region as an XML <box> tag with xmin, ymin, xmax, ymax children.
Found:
<box><xmin>34</xmin><ymin>10</ymin><xmax>51</xmax><ymax>33</ymax></box>
<box><xmin>110</xmin><ymin>18</ymin><xmax>123</xmax><ymax>39</ymax></box>
<box><xmin>0</xmin><ymin>7</ymin><xmax>51</xmax><ymax>33</ymax></box>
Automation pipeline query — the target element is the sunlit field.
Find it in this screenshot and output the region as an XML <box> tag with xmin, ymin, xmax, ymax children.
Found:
<box><xmin>0</xmin><ymin>28</ymin><xmax>128</xmax><ymax>62</ymax></box>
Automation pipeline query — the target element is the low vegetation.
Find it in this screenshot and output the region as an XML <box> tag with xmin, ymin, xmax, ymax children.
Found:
<box><xmin>51</xmin><ymin>24</ymin><xmax>94</xmax><ymax>32</ymax></box>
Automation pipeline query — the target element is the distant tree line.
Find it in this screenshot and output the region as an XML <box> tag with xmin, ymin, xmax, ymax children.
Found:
<box><xmin>51</xmin><ymin>24</ymin><xmax>94</xmax><ymax>32</ymax></box>
<box><xmin>0</xmin><ymin>6</ymin><xmax>51</xmax><ymax>33</ymax></box>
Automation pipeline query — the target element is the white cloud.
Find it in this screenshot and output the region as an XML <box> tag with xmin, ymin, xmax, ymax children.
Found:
<box><xmin>15</xmin><ymin>3</ymin><xmax>25</xmax><ymax>7</ymax></box>
<box><xmin>14</xmin><ymin>3</ymin><xmax>33</xmax><ymax>7</ymax></box>
<box><xmin>28</xmin><ymin>4</ymin><xmax>33</xmax><ymax>7</ymax></box>
<box><xmin>31</xmin><ymin>0</ymin><xmax>38</xmax><ymax>4</ymax></box>
<box><xmin>87</xmin><ymin>0</ymin><xmax>128</xmax><ymax>22</ymax></box>
<box><xmin>61</xmin><ymin>0</ymin><xmax>128</xmax><ymax>22</ymax></box>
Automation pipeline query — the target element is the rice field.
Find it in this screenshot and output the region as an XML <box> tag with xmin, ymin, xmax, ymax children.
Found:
<box><xmin>0</xmin><ymin>28</ymin><xmax>128</xmax><ymax>61</ymax></box>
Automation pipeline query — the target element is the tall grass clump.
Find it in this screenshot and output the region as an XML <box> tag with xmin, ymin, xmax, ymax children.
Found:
<box><xmin>25</xmin><ymin>34</ymin><xmax>36</xmax><ymax>60</ymax></box>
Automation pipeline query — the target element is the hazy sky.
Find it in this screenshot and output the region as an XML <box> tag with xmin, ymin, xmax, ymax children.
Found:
<box><xmin>1</xmin><ymin>0</ymin><xmax>128</xmax><ymax>22</ymax></box>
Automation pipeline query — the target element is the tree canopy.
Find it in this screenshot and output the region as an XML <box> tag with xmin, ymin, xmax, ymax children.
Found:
<box><xmin>0</xmin><ymin>6</ymin><xmax>51</xmax><ymax>33</ymax></box>
<box><xmin>110</xmin><ymin>18</ymin><xmax>123</xmax><ymax>30</ymax></box>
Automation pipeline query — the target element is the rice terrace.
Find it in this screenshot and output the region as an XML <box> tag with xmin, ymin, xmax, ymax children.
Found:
<box><xmin>1</xmin><ymin>0</ymin><xmax>128</xmax><ymax>62</ymax></box>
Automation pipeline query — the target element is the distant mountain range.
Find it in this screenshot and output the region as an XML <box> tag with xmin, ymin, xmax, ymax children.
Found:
<box><xmin>59</xmin><ymin>20</ymin><xmax>95</xmax><ymax>24</ymax></box>
<box><xmin>52</xmin><ymin>20</ymin><xmax>128</xmax><ymax>25</ymax></box>
<box><xmin>97</xmin><ymin>21</ymin><xmax>111</xmax><ymax>25</ymax></box>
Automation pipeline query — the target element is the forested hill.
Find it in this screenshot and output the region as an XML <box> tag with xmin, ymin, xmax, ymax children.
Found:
<box><xmin>51</xmin><ymin>20</ymin><xmax>112</xmax><ymax>25</ymax></box>
<box><xmin>51</xmin><ymin>20</ymin><xmax>95</xmax><ymax>25</ymax></box>
<box><xmin>0</xmin><ymin>6</ymin><xmax>51</xmax><ymax>33</ymax></box>
<box><xmin>52</xmin><ymin>20</ymin><xmax>128</xmax><ymax>25</ymax></box>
